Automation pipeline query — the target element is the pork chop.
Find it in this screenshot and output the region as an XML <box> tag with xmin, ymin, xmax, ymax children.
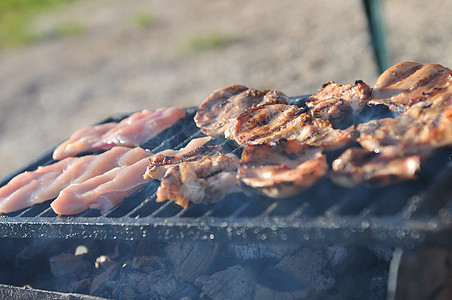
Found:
<box><xmin>194</xmin><ymin>84</ymin><xmax>289</xmax><ymax>138</ymax></box>
<box><xmin>228</xmin><ymin>104</ymin><xmax>356</xmax><ymax>151</ymax></box>
<box><xmin>238</xmin><ymin>139</ymin><xmax>327</xmax><ymax>198</ymax></box>
<box><xmin>330</xmin><ymin>147</ymin><xmax>421</xmax><ymax>187</ymax></box>
<box><xmin>144</xmin><ymin>137</ymin><xmax>240</xmax><ymax>208</ymax></box>
<box><xmin>369</xmin><ymin>62</ymin><xmax>452</xmax><ymax>112</ymax></box>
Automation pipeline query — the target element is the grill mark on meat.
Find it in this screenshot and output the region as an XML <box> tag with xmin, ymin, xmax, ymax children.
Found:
<box><xmin>370</xmin><ymin>62</ymin><xmax>452</xmax><ymax>112</ymax></box>
<box><xmin>238</xmin><ymin>140</ymin><xmax>327</xmax><ymax>198</ymax></box>
<box><xmin>145</xmin><ymin>137</ymin><xmax>214</xmax><ymax>180</ymax></box>
<box><xmin>376</xmin><ymin>61</ymin><xmax>423</xmax><ymax>87</ymax></box>
<box><xmin>305</xmin><ymin>80</ymin><xmax>372</xmax><ymax>115</ymax></box>
<box><xmin>226</xmin><ymin>104</ymin><xmax>304</xmax><ymax>145</ymax></box>
<box><xmin>155</xmin><ymin>163</ymin><xmax>239</xmax><ymax>208</ymax></box>
<box><xmin>144</xmin><ymin>137</ymin><xmax>240</xmax><ymax>208</ymax></box>
<box><xmin>307</xmin><ymin>98</ymin><xmax>353</xmax><ymax>129</ymax></box>
<box><xmin>330</xmin><ymin>147</ymin><xmax>422</xmax><ymax>187</ymax></box>
<box><xmin>229</xmin><ymin>103</ymin><xmax>355</xmax><ymax>151</ymax></box>
<box><xmin>194</xmin><ymin>84</ymin><xmax>290</xmax><ymax>138</ymax></box>
<box><xmin>358</xmin><ymin>85</ymin><xmax>452</xmax><ymax>155</ymax></box>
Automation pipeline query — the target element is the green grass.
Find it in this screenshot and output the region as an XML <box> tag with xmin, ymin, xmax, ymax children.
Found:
<box><xmin>0</xmin><ymin>0</ymin><xmax>77</xmax><ymax>50</ymax></box>
<box><xmin>132</xmin><ymin>11</ymin><xmax>157</xmax><ymax>29</ymax></box>
<box><xmin>181</xmin><ymin>28</ymin><xmax>232</xmax><ymax>54</ymax></box>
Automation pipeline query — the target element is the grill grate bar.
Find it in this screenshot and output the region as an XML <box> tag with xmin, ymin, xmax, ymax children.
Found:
<box><xmin>148</xmin><ymin>200</ymin><xmax>180</xmax><ymax>218</ymax></box>
<box><xmin>258</xmin><ymin>201</ymin><xmax>279</xmax><ymax>217</ymax></box>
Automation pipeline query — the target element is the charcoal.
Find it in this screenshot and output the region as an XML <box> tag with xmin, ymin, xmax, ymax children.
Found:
<box><xmin>49</xmin><ymin>253</ymin><xmax>92</xmax><ymax>279</ymax></box>
<box><xmin>254</xmin><ymin>283</ymin><xmax>309</xmax><ymax>300</ymax></box>
<box><xmin>334</xmin><ymin>247</ymin><xmax>389</xmax><ymax>299</ymax></box>
<box><xmin>326</xmin><ymin>246</ymin><xmax>349</xmax><ymax>268</ymax></box>
<box><xmin>165</xmin><ymin>241</ymin><xmax>219</xmax><ymax>283</ymax></box>
<box><xmin>69</xmin><ymin>278</ymin><xmax>91</xmax><ymax>295</ymax></box>
<box><xmin>226</xmin><ymin>243</ymin><xmax>281</xmax><ymax>260</ymax></box>
<box><xmin>263</xmin><ymin>242</ymin><xmax>301</xmax><ymax>257</ymax></box>
<box><xmin>195</xmin><ymin>265</ymin><xmax>256</xmax><ymax>300</ymax></box>
<box><xmin>276</xmin><ymin>246</ymin><xmax>336</xmax><ymax>294</ymax></box>
<box><xmin>89</xmin><ymin>261</ymin><xmax>120</xmax><ymax>296</ymax></box>
<box><xmin>111</xmin><ymin>255</ymin><xmax>187</xmax><ymax>299</ymax></box>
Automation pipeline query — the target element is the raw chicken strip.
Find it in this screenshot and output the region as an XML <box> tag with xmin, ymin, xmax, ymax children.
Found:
<box><xmin>53</xmin><ymin>107</ymin><xmax>186</xmax><ymax>160</ymax></box>
<box><xmin>0</xmin><ymin>147</ymin><xmax>150</xmax><ymax>214</ymax></box>
<box><xmin>51</xmin><ymin>156</ymin><xmax>151</xmax><ymax>215</ymax></box>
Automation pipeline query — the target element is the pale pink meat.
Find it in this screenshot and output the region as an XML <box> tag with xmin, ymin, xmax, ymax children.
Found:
<box><xmin>51</xmin><ymin>157</ymin><xmax>150</xmax><ymax>215</ymax></box>
<box><xmin>53</xmin><ymin>107</ymin><xmax>186</xmax><ymax>160</ymax></box>
<box><xmin>0</xmin><ymin>147</ymin><xmax>150</xmax><ymax>214</ymax></box>
<box><xmin>52</xmin><ymin>123</ymin><xmax>117</xmax><ymax>160</ymax></box>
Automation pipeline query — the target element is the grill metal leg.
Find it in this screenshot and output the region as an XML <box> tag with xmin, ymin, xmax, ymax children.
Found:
<box><xmin>362</xmin><ymin>0</ymin><xmax>391</xmax><ymax>74</ymax></box>
<box><xmin>387</xmin><ymin>247</ymin><xmax>452</xmax><ymax>300</ymax></box>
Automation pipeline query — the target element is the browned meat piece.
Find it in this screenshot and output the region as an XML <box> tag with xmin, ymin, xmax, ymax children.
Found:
<box><xmin>369</xmin><ymin>62</ymin><xmax>452</xmax><ymax>112</ymax></box>
<box><xmin>238</xmin><ymin>140</ymin><xmax>327</xmax><ymax>198</ymax></box>
<box><xmin>307</xmin><ymin>98</ymin><xmax>353</xmax><ymax>128</ymax></box>
<box><xmin>144</xmin><ymin>138</ymin><xmax>240</xmax><ymax>208</ymax></box>
<box><xmin>358</xmin><ymin>86</ymin><xmax>452</xmax><ymax>155</ymax></box>
<box><xmin>145</xmin><ymin>137</ymin><xmax>213</xmax><ymax>180</ymax></box>
<box><xmin>305</xmin><ymin>80</ymin><xmax>372</xmax><ymax>114</ymax></box>
<box><xmin>155</xmin><ymin>162</ymin><xmax>239</xmax><ymax>208</ymax></box>
<box><xmin>228</xmin><ymin>104</ymin><xmax>356</xmax><ymax>151</ymax></box>
<box><xmin>194</xmin><ymin>84</ymin><xmax>289</xmax><ymax>137</ymax></box>
<box><xmin>331</xmin><ymin>147</ymin><xmax>422</xmax><ymax>187</ymax></box>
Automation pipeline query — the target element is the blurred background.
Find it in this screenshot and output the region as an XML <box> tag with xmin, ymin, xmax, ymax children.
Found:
<box><xmin>0</xmin><ymin>0</ymin><xmax>451</xmax><ymax>179</ymax></box>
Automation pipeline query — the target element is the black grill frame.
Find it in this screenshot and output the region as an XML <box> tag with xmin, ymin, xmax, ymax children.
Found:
<box><xmin>1</xmin><ymin>99</ymin><xmax>451</xmax><ymax>249</ymax></box>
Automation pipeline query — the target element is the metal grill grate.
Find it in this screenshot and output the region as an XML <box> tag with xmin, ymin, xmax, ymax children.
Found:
<box><xmin>0</xmin><ymin>101</ymin><xmax>451</xmax><ymax>248</ymax></box>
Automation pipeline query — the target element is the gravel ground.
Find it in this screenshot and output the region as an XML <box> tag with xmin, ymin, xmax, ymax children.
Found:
<box><xmin>0</xmin><ymin>0</ymin><xmax>451</xmax><ymax>179</ymax></box>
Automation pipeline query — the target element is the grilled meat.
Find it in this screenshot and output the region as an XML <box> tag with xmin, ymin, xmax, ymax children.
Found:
<box><xmin>144</xmin><ymin>137</ymin><xmax>213</xmax><ymax>180</ymax></box>
<box><xmin>331</xmin><ymin>147</ymin><xmax>421</xmax><ymax>187</ymax></box>
<box><xmin>306</xmin><ymin>80</ymin><xmax>372</xmax><ymax>114</ymax></box>
<box><xmin>228</xmin><ymin>103</ymin><xmax>356</xmax><ymax>151</ymax></box>
<box><xmin>238</xmin><ymin>140</ymin><xmax>327</xmax><ymax>198</ymax></box>
<box><xmin>307</xmin><ymin>98</ymin><xmax>353</xmax><ymax>129</ymax></box>
<box><xmin>144</xmin><ymin>137</ymin><xmax>240</xmax><ymax>208</ymax></box>
<box><xmin>194</xmin><ymin>84</ymin><xmax>289</xmax><ymax>138</ymax></box>
<box><xmin>51</xmin><ymin>156</ymin><xmax>151</xmax><ymax>215</ymax></box>
<box><xmin>0</xmin><ymin>147</ymin><xmax>150</xmax><ymax>214</ymax></box>
<box><xmin>53</xmin><ymin>107</ymin><xmax>186</xmax><ymax>160</ymax></box>
<box><xmin>155</xmin><ymin>160</ymin><xmax>239</xmax><ymax>208</ymax></box>
<box><xmin>369</xmin><ymin>62</ymin><xmax>452</xmax><ymax>112</ymax></box>
<box><xmin>358</xmin><ymin>85</ymin><xmax>452</xmax><ymax>155</ymax></box>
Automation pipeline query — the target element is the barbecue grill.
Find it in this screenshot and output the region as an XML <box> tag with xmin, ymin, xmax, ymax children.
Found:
<box><xmin>1</xmin><ymin>97</ymin><xmax>451</xmax><ymax>299</ymax></box>
<box><xmin>1</xmin><ymin>97</ymin><xmax>451</xmax><ymax>247</ymax></box>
